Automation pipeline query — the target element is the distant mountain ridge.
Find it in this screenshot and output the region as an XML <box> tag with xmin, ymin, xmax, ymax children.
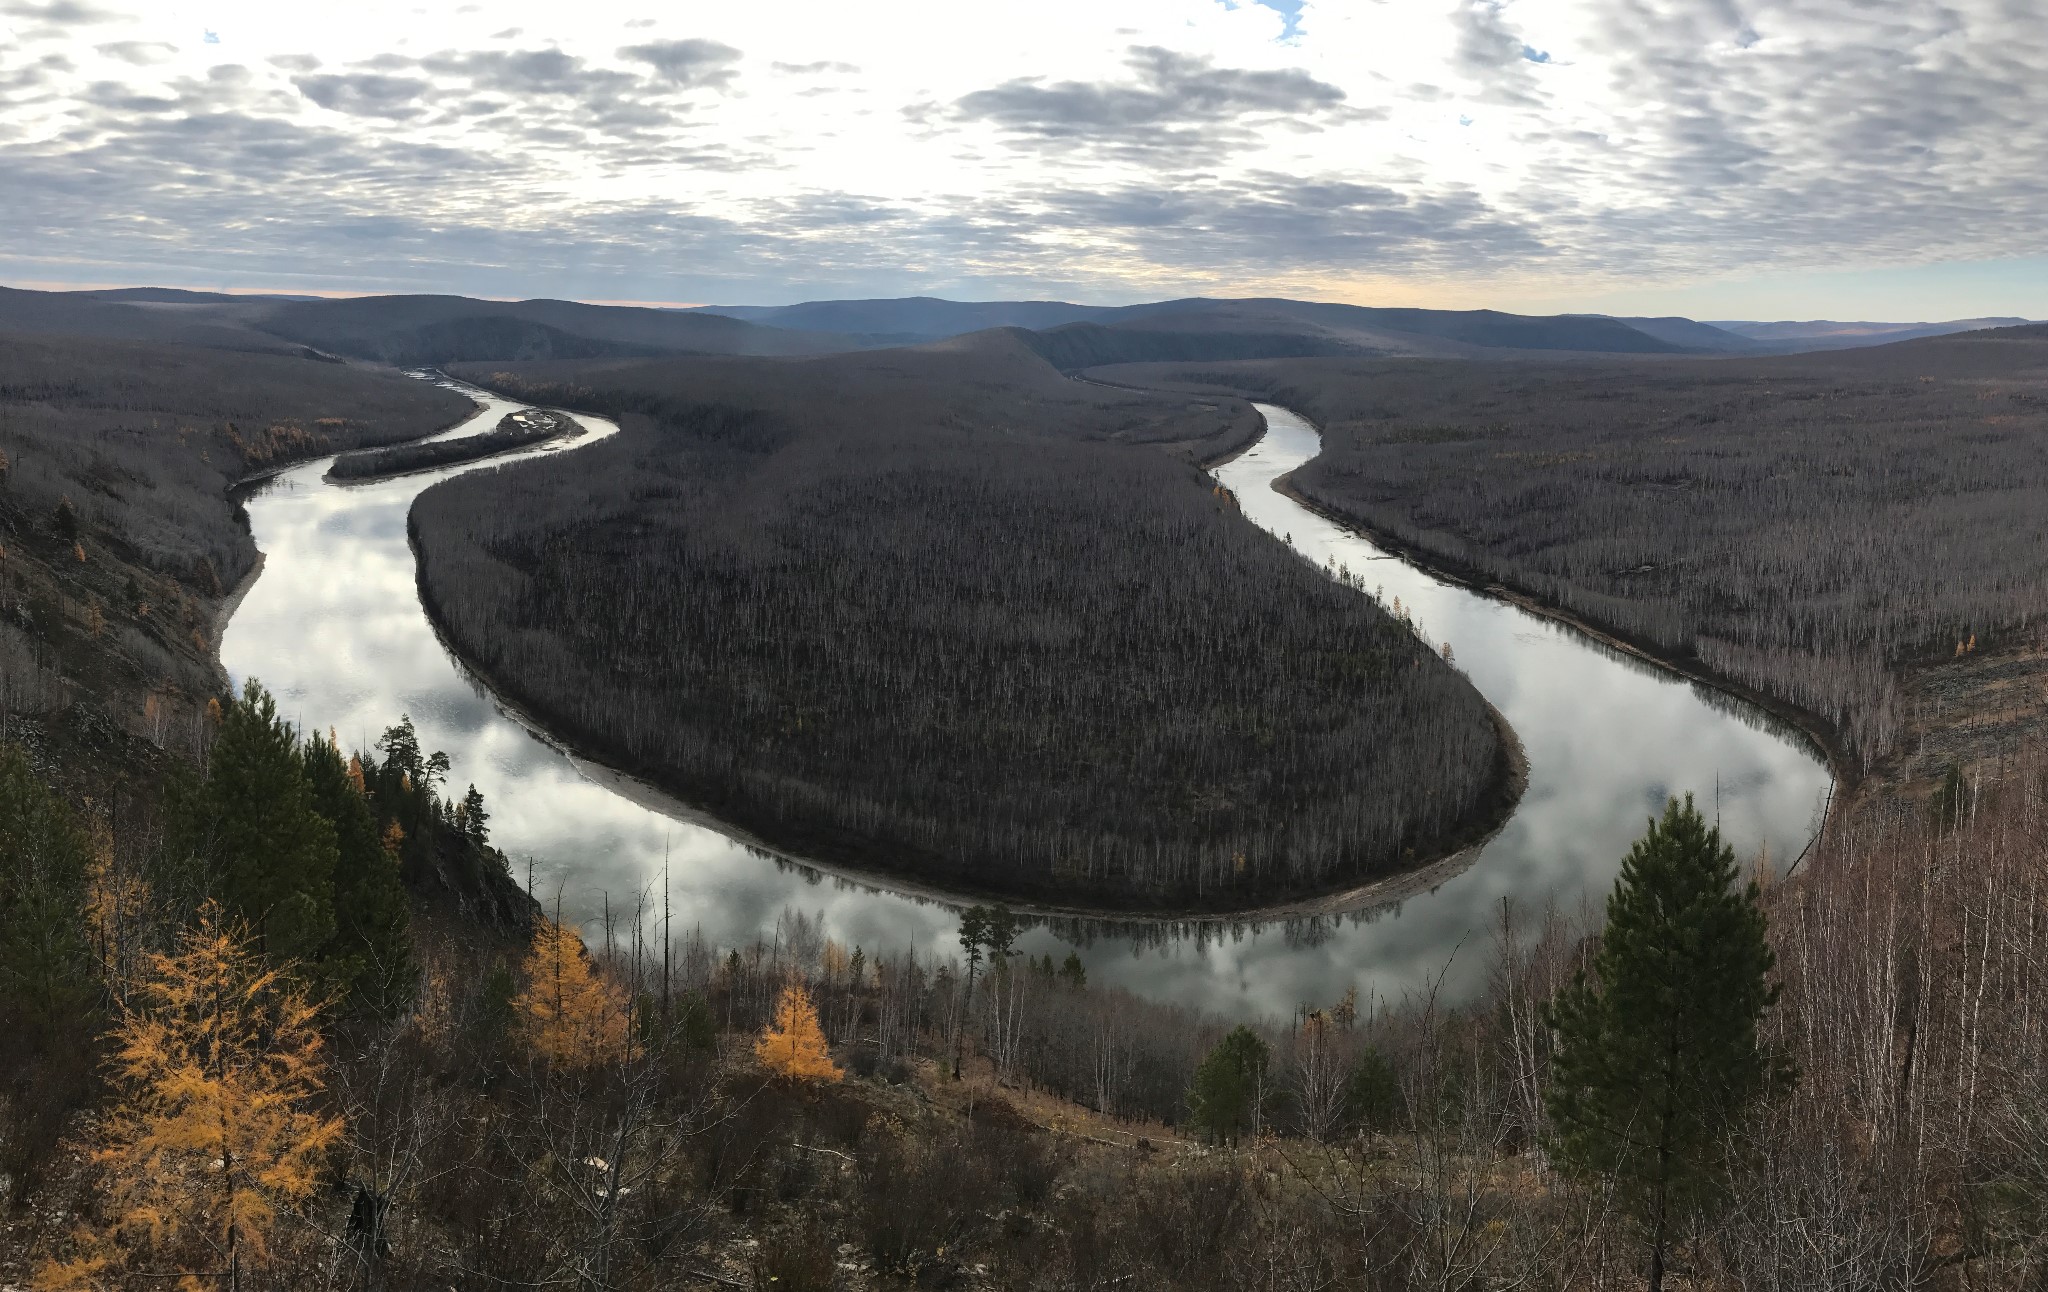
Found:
<box><xmin>1707</xmin><ymin>317</ymin><xmax>2033</xmax><ymax>349</ymax></box>
<box><xmin>0</xmin><ymin>287</ymin><xmax>865</xmax><ymax>365</ymax></box>
<box><xmin>696</xmin><ymin>295</ymin><xmax>2037</xmax><ymax>358</ymax></box>
<box><xmin>696</xmin><ymin>296</ymin><xmax>1107</xmax><ymax>341</ymax></box>
<box><xmin>698</xmin><ymin>295</ymin><xmax>1693</xmax><ymax>361</ymax></box>
<box><xmin>1</xmin><ymin>283</ymin><xmax>2034</xmax><ymax>365</ymax></box>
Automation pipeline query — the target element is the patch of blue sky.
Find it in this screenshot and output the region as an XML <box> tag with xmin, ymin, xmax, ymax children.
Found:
<box><xmin>1215</xmin><ymin>0</ymin><xmax>1306</xmax><ymax>42</ymax></box>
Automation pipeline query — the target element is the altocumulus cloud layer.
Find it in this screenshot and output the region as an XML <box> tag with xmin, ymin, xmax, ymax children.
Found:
<box><xmin>2</xmin><ymin>0</ymin><xmax>2046</xmax><ymax>305</ymax></box>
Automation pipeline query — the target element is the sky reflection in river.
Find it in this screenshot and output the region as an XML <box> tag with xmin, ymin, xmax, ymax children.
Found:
<box><xmin>224</xmin><ymin>391</ymin><xmax>1831</xmax><ymax>1021</ymax></box>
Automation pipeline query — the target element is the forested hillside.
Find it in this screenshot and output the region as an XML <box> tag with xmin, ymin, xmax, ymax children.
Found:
<box><xmin>0</xmin><ymin>332</ymin><xmax>471</xmax><ymax>780</ymax></box>
<box><xmin>1111</xmin><ymin>325</ymin><xmax>2048</xmax><ymax>776</ymax></box>
<box><xmin>9</xmin><ymin>729</ymin><xmax>2043</xmax><ymax>1288</ymax></box>
<box><xmin>409</xmin><ymin>334</ymin><xmax>1513</xmax><ymax>908</ymax></box>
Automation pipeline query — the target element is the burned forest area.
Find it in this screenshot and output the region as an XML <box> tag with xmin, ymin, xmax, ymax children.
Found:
<box><xmin>1115</xmin><ymin>324</ymin><xmax>2048</xmax><ymax>786</ymax></box>
<box><xmin>0</xmin><ymin>331</ymin><xmax>474</xmax><ymax>784</ymax></box>
<box><xmin>412</xmin><ymin>333</ymin><xmax>1512</xmax><ymax>909</ymax></box>
<box><xmin>6</xmin><ymin>300</ymin><xmax>2048</xmax><ymax>1289</ymax></box>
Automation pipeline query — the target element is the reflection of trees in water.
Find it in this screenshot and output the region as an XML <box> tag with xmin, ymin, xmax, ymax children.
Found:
<box><xmin>1167</xmin><ymin>345</ymin><xmax>2048</xmax><ymax>767</ymax></box>
<box><xmin>1688</xmin><ymin>678</ymin><xmax>1820</xmax><ymax>756</ymax></box>
<box><xmin>1039</xmin><ymin>899</ymin><xmax>1401</xmax><ymax>953</ymax></box>
<box><xmin>414</xmin><ymin>347</ymin><xmax>1505</xmax><ymax>909</ymax></box>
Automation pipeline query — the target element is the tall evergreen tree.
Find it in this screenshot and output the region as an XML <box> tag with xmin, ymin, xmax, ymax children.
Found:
<box><xmin>1188</xmin><ymin>1025</ymin><xmax>1270</xmax><ymax>1143</ymax></box>
<box><xmin>0</xmin><ymin>744</ymin><xmax>95</xmax><ymax>1042</ymax></box>
<box><xmin>459</xmin><ymin>784</ymin><xmax>489</xmax><ymax>848</ymax></box>
<box><xmin>173</xmin><ymin>681</ymin><xmax>338</xmax><ymax>964</ymax></box>
<box><xmin>302</xmin><ymin>733</ymin><xmax>416</xmax><ymax>1014</ymax></box>
<box><xmin>1544</xmin><ymin>795</ymin><xmax>1790</xmax><ymax>1291</ymax></box>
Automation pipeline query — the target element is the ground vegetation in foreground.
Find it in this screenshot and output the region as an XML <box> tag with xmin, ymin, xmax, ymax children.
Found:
<box><xmin>5</xmin><ymin>723</ymin><xmax>2046</xmax><ymax>1289</ymax></box>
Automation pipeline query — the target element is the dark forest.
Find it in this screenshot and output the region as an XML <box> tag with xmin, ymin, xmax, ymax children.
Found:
<box><xmin>327</xmin><ymin>408</ymin><xmax>580</xmax><ymax>482</ymax></box>
<box><xmin>1110</xmin><ymin>325</ymin><xmax>2048</xmax><ymax>775</ymax></box>
<box><xmin>0</xmin><ymin>333</ymin><xmax>472</xmax><ymax>774</ymax></box>
<box><xmin>407</xmin><ymin>334</ymin><xmax>1513</xmax><ymax>908</ymax></box>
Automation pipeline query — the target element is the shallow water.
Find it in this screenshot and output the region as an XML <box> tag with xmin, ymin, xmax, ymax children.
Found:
<box><xmin>222</xmin><ymin>385</ymin><xmax>1831</xmax><ymax>1020</ymax></box>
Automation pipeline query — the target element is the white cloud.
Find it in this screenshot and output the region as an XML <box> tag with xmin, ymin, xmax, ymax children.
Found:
<box><xmin>1</xmin><ymin>0</ymin><xmax>2043</xmax><ymax>309</ymax></box>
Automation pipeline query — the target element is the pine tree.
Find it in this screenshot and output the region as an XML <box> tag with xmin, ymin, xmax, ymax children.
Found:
<box><xmin>953</xmin><ymin>905</ymin><xmax>1016</xmax><ymax>1078</ymax></box>
<box><xmin>1345</xmin><ymin>1046</ymin><xmax>1400</xmax><ymax>1134</ymax></box>
<box><xmin>459</xmin><ymin>784</ymin><xmax>489</xmax><ymax>848</ymax></box>
<box><xmin>1188</xmin><ymin>1025</ymin><xmax>1270</xmax><ymax>1143</ymax></box>
<box><xmin>0</xmin><ymin>745</ymin><xmax>99</xmax><ymax>1203</ymax></box>
<box><xmin>302</xmin><ymin>734</ymin><xmax>416</xmax><ymax>1014</ymax></box>
<box><xmin>174</xmin><ymin>681</ymin><xmax>338</xmax><ymax>964</ymax></box>
<box><xmin>1544</xmin><ymin>796</ymin><xmax>1790</xmax><ymax>1291</ymax></box>
<box><xmin>38</xmin><ymin>903</ymin><xmax>341</xmax><ymax>1292</ymax></box>
<box><xmin>512</xmin><ymin>917</ymin><xmax>629</xmax><ymax>1067</ymax></box>
<box><xmin>1058</xmin><ymin>951</ymin><xmax>1087</xmax><ymax>989</ymax></box>
<box><xmin>0</xmin><ymin>744</ymin><xmax>96</xmax><ymax>1042</ymax></box>
<box><xmin>755</xmin><ymin>983</ymin><xmax>841</xmax><ymax>1082</ymax></box>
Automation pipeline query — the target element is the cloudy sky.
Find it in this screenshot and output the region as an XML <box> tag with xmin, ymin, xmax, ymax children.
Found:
<box><xmin>3</xmin><ymin>0</ymin><xmax>2045</xmax><ymax>317</ymax></box>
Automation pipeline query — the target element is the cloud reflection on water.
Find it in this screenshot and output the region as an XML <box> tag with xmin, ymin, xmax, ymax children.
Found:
<box><xmin>223</xmin><ymin>394</ymin><xmax>1830</xmax><ymax>1022</ymax></box>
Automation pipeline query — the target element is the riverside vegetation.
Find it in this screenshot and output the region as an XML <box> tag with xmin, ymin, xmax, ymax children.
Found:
<box><xmin>0</xmin><ymin>331</ymin><xmax>472</xmax><ymax>781</ymax></box>
<box><xmin>1109</xmin><ymin>324</ymin><xmax>2048</xmax><ymax>783</ymax></box>
<box><xmin>7</xmin><ymin>310</ymin><xmax>2048</xmax><ymax>1288</ymax></box>
<box><xmin>408</xmin><ymin>333</ymin><xmax>1514</xmax><ymax>909</ymax></box>
<box><xmin>326</xmin><ymin>407</ymin><xmax>581</xmax><ymax>482</ymax></box>
<box><xmin>6</xmin><ymin>716</ymin><xmax>2047</xmax><ymax>1289</ymax></box>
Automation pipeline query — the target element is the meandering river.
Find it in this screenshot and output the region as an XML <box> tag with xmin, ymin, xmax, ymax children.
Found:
<box><xmin>223</xmin><ymin>382</ymin><xmax>1832</xmax><ymax>1019</ymax></box>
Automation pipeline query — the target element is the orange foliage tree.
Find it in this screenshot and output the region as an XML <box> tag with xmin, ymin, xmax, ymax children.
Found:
<box><xmin>755</xmin><ymin>983</ymin><xmax>841</xmax><ymax>1082</ymax></box>
<box><xmin>512</xmin><ymin>917</ymin><xmax>630</xmax><ymax>1067</ymax></box>
<box><xmin>37</xmin><ymin>902</ymin><xmax>341</xmax><ymax>1292</ymax></box>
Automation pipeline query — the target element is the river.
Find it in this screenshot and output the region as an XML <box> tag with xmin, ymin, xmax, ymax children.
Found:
<box><xmin>222</xmin><ymin>382</ymin><xmax>1832</xmax><ymax>1020</ymax></box>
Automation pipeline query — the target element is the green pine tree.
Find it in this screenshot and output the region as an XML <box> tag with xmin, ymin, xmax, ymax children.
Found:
<box><xmin>1345</xmin><ymin>1045</ymin><xmax>1401</xmax><ymax>1134</ymax></box>
<box><xmin>0</xmin><ymin>744</ymin><xmax>96</xmax><ymax>1042</ymax></box>
<box><xmin>303</xmin><ymin>733</ymin><xmax>416</xmax><ymax>1014</ymax></box>
<box><xmin>1188</xmin><ymin>1025</ymin><xmax>1270</xmax><ymax>1143</ymax></box>
<box><xmin>1544</xmin><ymin>795</ymin><xmax>1791</xmax><ymax>1291</ymax></box>
<box><xmin>174</xmin><ymin>680</ymin><xmax>338</xmax><ymax>964</ymax></box>
<box><xmin>1058</xmin><ymin>951</ymin><xmax>1087</xmax><ymax>990</ymax></box>
<box><xmin>459</xmin><ymin>784</ymin><xmax>490</xmax><ymax>848</ymax></box>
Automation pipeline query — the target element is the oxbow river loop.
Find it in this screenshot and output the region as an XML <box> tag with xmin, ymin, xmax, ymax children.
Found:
<box><xmin>222</xmin><ymin>383</ymin><xmax>1832</xmax><ymax>1018</ymax></box>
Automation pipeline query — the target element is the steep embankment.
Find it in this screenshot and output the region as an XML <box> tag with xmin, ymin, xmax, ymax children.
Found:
<box><xmin>0</xmin><ymin>332</ymin><xmax>475</xmax><ymax>787</ymax></box>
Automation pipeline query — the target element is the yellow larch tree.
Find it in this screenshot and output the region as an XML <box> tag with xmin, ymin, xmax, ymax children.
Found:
<box><xmin>755</xmin><ymin>983</ymin><xmax>841</xmax><ymax>1082</ymax></box>
<box><xmin>37</xmin><ymin>902</ymin><xmax>341</xmax><ymax>1292</ymax></box>
<box><xmin>512</xmin><ymin>916</ymin><xmax>630</xmax><ymax>1067</ymax></box>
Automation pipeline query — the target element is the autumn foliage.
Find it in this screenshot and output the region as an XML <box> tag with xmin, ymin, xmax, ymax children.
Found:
<box><xmin>512</xmin><ymin>916</ymin><xmax>630</xmax><ymax>1067</ymax></box>
<box><xmin>38</xmin><ymin>902</ymin><xmax>341</xmax><ymax>1291</ymax></box>
<box><xmin>755</xmin><ymin>983</ymin><xmax>841</xmax><ymax>1082</ymax></box>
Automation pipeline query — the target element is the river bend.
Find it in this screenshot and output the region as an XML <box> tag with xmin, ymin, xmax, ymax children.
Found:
<box><xmin>222</xmin><ymin>385</ymin><xmax>1831</xmax><ymax>1018</ymax></box>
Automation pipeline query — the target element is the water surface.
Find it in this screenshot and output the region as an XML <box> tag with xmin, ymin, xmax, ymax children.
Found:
<box><xmin>222</xmin><ymin>388</ymin><xmax>1832</xmax><ymax>1018</ymax></box>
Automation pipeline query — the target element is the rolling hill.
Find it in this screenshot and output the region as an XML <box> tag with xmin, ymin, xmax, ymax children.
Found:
<box><xmin>0</xmin><ymin>287</ymin><xmax>870</xmax><ymax>366</ymax></box>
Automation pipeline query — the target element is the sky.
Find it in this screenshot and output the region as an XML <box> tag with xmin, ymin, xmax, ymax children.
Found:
<box><xmin>2</xmin><ymin>0</ymin><xmax>2045</xmax><ymax>319</ymax></box>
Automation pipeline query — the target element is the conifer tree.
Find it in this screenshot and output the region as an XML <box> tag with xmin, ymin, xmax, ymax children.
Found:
<box><xmin>1058</xmin><ymin>950</ymin><xmax>1087</xmax><ymax>989</ymax></box>
<box><xmin>302</xmin><ymin>733</ymin><xmax>416</xmax><ymax>1014</ymax></box>
<box><xmin>755</xmin><ymin>983</ymin><xmax>841</xmax><ymax>1082</ymax></box>
<box><xmin>512</xmin><ymin>916</ymin><xmax>629</xmax><ymax>1067</ymax></box>
<box><xmin>0</xmin><ymin>743</ymin><xmax>95</xmax><ymax>1041</ymax></box>
<box><xmin>459</xmin><ymin>784</ymin><xmax>489</xmax><ymax>848</ymax></box>
<box><xmin>1345</xmin><ymin>1046</ymin><xmax>1401</xmax><ymax>1134</ymax></box>
<box><xmin>38</xmin><ymin>903</ymin><xmax>341</xmax><ymax>1292</ymax></box>
<box><xmin>174</xmin><ymin>681</ymin><xmax>338</xmax><ymax>964</ymax></box>
<box><xmin>1544</xmin><ymin>796</ymin><xmax>1790</xmax><ymax>1291</ymax></box>
<box><xmin>1188</xmin><ymin>1025</ymin><xmax>1270</xmax><ymax>1143</ymax></box>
